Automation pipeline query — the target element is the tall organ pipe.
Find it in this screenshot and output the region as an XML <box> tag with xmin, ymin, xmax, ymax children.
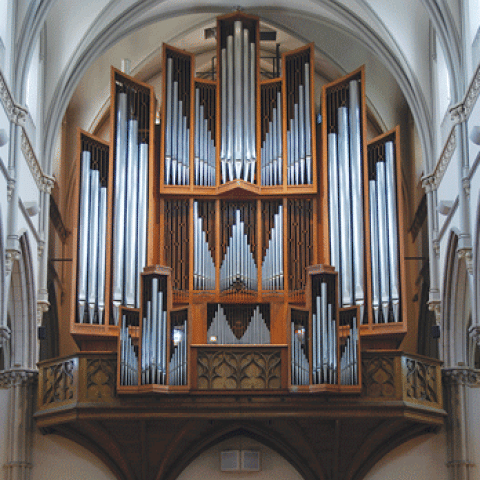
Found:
<box><xmin>376</xmin><ymin>160</ymin><xmax>389</xmax><ymax>322</ymax></box>
<box><xmin>97</xmin><ymin>186</ymin><xmax>107</xmax><ymax>324</ymax></box>
<box><xmin>87</xmin><ymin>169</ymin><xmax>100</xmax><ymax>323</ymax></box>
<box><xmin>234</xmin><ymin>21</ymin><xmax>243</xmax><ymax>175</ymax></box>
<box><xmin>112</xmin><ymin>92</ymin><xmax>128</xmax><ymax>325</ymax></box>
<box><xmin>227</xmin><ymin>35</ymin><xmax>234</xmax><ymax>180</ymax></box>
<box><xmin>171</xmin><ymin>81</ymin><xmax>179</xmax><ymax>185</ymax></box>
<box><xmin>338</xmin><ymin>107</ymin><xmax>353</xmax><ymax>307</ymax></box>
<box><xmin>137</xmin><ymin>143</ymin><xmax>149</xmax><ymax>308</ymax></box>
<box><xmin>125</xmin><ymin>118</ymin><xmax>139</xmax><ymax>308</ymax></box>
<box><xmin>77</xmin><ymin>151</ymin><xmax>91</xmax><ymax>323</ymax></box>
<box><xmin>165</xmin><ymin>58</ymin><xmax>173</xmax><ymax>184</ymax></box>
<box><xmin>305</xmin><ymin>63</ymin><xmax>312</xmax><ymax>185</ymax></box>
<box><xmin>369</xmin><ymin>178</ymin><xmax>381</xmax><ymax>323</ymax></box>
<box><xmin>349</xmin><ymin>80</ymin><xmax>364</xmax><ymax>319</ymax></box>
<box><xmin>328</xmin><ymin>133</ymin><xmax>341</xmax><ymax>301</ymax></box>
<box><xmin>385</xmin><ymin>141</ymin><xmax>400</xmax><ymax>322</ymax></box>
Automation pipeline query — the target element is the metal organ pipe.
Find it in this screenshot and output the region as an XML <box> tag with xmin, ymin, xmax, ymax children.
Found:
<box><xmin>97</xmin><ymin>185</ymin><xmax>107</xmax><ymax>325</ymax></box>
<box><xmin>308</xmin><ymin>281</ymin><xmax>338</xmax><ymax>385</ymax></box>
<box><xmin>262</xmin><ymin>205</ymin><xmax>283</xmax><ymax>290</ymax></box>
<box><xmin>349</xmin><ymin>80</ymin><xmax>364</xmax><ymax>321</ymax></box>
<box><xmin>385</xmin><ymin>141</ymin><xmax>400</xmax><ymax>322</ymax></box>
<box><xmin>304</xmin><ymin>63</ymin><xmax>312</xmax><ymax>185</ymax></box>
<box><xmin>220</xmin><ymin>21</ymin><xmax>256</xmax><ymax>184</ymax></box>
<box><xmin>141</xmin><ymin>279</ymin><xmax>169</xmax><ymax>385</ymax></box>
<box><xmin>77</xmin><ymin>144</ymin><xmax>108</xmax><ymax>325</ymax></box>
<box><xmin>220</xmin><ymin>208</ymin><xmax>257</xmax><ymax>292</ymax></box>
<box><xmin>369</xmin><ymin>178</ymin><xmax>381</xmax><ymax>323</ymax></box>
<box><xmin>369</xmin><ymin>140</ymin><xmax>400</xmax><ymax>323</ymax></box>
<box><xmin>165</xmin><ymin>57</ymin><xmax>173</xmax><ymax>185</ymax></box>
<box><xmin>376</xmin><ymin>159</ymin><xmax>389</xmax><ymax>323</ymax></box>
<box><xmin>340</xmin><ymin>317</ymin><xmax>358</xmax><ymax>385</ymax></box>
<box><xmin>87</xmin><ymin>169</ymin><xmax>100</xmax><ymax>322</ymax></box>
<box><xmin>77</xmin><ymin>151</ymin><xmax>91</xmax><ymax>323</ymax></box>
<box><xmin>112</xmin><ymin>92</ymin><xmax>128</xmax><ymax>325</ymax></box>
<box><xmin>125</xmin><ymin>118</ymin><xmax>139</xmax><ymax>308</ymax></box>
<box><xmin>110</xmin><ymin>87</ymin><xmax>150</xmax><ymax>323</ymax></box>
<box><xmin>137</xmin><ymin>143</ymin><xmax>149</xmax><ymax>308</ymax></box>
<box><xmin>338</xmin><ymin>106</ymin><xmax>353</xmax><ymax>307</ymax></box>
<box><xmin>286</xmin><ymin>60</ymin><xmax>312</xmax><ymax>186</ymax></box>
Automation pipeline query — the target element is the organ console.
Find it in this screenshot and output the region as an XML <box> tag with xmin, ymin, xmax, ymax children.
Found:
<box><xmin>70</xmin><ymin>11</ymin><xmax>406</xmax><ymax>393</ymax></box>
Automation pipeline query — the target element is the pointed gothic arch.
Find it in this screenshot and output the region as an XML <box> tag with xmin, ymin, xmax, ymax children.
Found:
<box><xmin>442</xmin><ymin>230</ymin><xmax>473</xmax><ymax>367</ymax></box>
<box><xmin>7</xmin><ymin>231</ymin><xmax>37</xmax><ymax>369</ymax></box>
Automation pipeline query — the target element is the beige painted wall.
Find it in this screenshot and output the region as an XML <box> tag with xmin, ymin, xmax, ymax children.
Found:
<box><xmin>176</xmin><ymin>436</ymin><xmax>304</xmax><ymax>480</ymax></box>
<box><xmin>24</xmin><ymin>429</ymin><xmax>451</xmax><ymax>480</ymax></box>
<box><xmin>364</xmin><ymin>430</ymin><xmax>448</xmax><ymax>480</ymax></box>
<box><xmin>31</xmin><ymin>431</ymin><xmax>116</xmax><ymax>480</ymax></box>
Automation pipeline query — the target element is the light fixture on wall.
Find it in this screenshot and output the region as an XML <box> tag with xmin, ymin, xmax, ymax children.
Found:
<box><xmin>0</xmin><ymin>128</ymin><xmax>8</xmax><ymax>147</ymax></box>
<box><xmin>469</xmin><ymin>125</ymin><xmax>480</xmax><ymax>145</ymax></box>
<box><xmin>24</xmin><ymin>202</ymin><xmax>39</xmax><ymax>217</ymax></box>
<box><xmin>437</xmin><ymin>200</ymin><xmax>454</xmax><ymax>216</ymax></box>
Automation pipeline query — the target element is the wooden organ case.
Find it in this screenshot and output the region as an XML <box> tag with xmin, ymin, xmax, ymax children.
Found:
<box><xmin>70</xmin><ymin>12</ymin><xmax>407</xmax><ymax>394</ymax></box>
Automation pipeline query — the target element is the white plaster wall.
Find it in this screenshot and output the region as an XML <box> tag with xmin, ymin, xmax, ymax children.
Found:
<box><xmin>364</xmin><ymin>431</ymin><xmax>448</xmax><ymax>480</ymax></box>
<box><xmin>176</xmin><ymin>436</ymin><xmax>304</xmax><ymax>480</ymax></box>
<box><xmin>31</xmin><ymin>431</ymin><xmax>116</xmax><ymax>480</ymax></box>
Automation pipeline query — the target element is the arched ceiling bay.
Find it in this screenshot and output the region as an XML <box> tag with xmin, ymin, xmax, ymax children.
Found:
<box><xmin>44</xmin><ymin>0</ymin><xmax>435</xmax><ymax>175</ymax></box>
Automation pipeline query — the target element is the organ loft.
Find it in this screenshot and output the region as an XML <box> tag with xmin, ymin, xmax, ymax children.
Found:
<box><xmin>36</xmin><ymin>12</ymin><xmax>445</xmax><ymax>480</ymax></box>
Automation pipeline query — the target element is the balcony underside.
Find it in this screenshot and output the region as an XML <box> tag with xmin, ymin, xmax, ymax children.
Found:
<box><xmin>35</xmin><ymin>351</ymin><xmax>445</xmax><ymax>480</ymax></box>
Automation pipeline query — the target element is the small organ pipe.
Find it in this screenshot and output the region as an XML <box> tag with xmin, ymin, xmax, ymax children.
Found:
<box><xmin>171</xmin><ymin>81</ymin><xmax>179</xmax><ymax>185</ymax></box>
<box><xmin>77</xmin><ymin>151</ymin><xmax>91</xmax><ymax>323</ymax></box>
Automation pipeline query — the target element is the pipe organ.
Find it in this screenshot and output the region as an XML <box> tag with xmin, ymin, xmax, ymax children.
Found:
<box><xmin>71</xmin><ymin>12</ymin><xmax>406</xmax><ymax>394</ymax></box>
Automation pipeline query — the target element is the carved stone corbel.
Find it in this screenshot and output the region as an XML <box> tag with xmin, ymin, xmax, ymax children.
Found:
<box><xmin>450</xmin><ymin>103</ymin><xmax>467</xmax><ymax>124</ymax></box>
<box><xmin>0</xmin><ymin>325</ymin><xmax>11</xmax><ymax>347</ymax></box>
<box><xmin>469</xmin><ymin>325</ymin><xmax>480</xmax><ymax>349</ymax></box>
<box><xmin>457</xmin><ymin>246</ymin><xmax>473</xmax><ymax>275</ymax></box>
<box><xmin>37</xmin><ymin>299</ymin><xmax>50</xmax><ymax>324</ymax></box>
<box><xmin>0</xmin><ymin>368</ymin><xmax>38</xmax><ymax>388</ymax></box>
<box><xmin>5</xmin><ymin>247</ymin><xmax>21</xmax><ymax>274</ymax></box>
<box><xmin>428</xmin><ymin>299</ymin><xmax>441</xmax><ymax>324</ymax></box>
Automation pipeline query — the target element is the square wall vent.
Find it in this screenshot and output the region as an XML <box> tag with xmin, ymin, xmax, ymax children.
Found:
<box><xmin>221</xmin><ymin>450</ymin><xmax>240</xmax><ymax>471</ymax></box>
<box><xmin>241</xmin><ymin>450</ymin><xmax>261</xmax><ymax>471</ymax></box>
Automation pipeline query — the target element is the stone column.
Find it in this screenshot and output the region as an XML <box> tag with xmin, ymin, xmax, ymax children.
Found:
<box><xmin>443</xmin><ymin>368</ymin><xmax>480</xmax><ymax>480</ymax></box>
<box><xmin>0</xmin><ymin>369</ymin><xmax>37</xmax><ymax>480</ymax></box>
